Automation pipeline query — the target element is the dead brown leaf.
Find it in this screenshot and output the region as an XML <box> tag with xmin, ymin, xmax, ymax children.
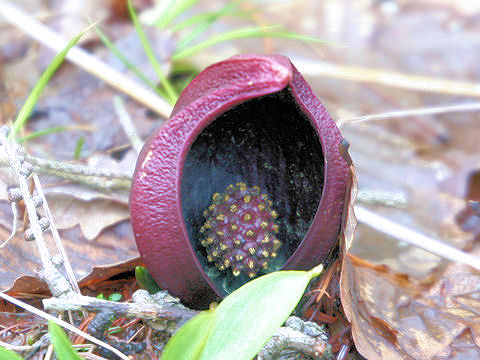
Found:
<box><xmin>342</xmin><ymin>249</ymin><xmax>480</xmax><ymax>360</ymax></box>
<box><xmin>43</xmin><ymin>195</ymin><xmax>129</xmax><ymax>240</ymax></box>
<box><xmin>0</xmin><ymin>216</ymin><xmax>139</xmax><ymax>294</ymax></box>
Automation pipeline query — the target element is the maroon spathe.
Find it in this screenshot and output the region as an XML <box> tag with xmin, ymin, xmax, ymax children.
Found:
<box><xmin>130</xmin><ymin>54</ymin><xmax>349</xmax><ymax>308</ymax></box>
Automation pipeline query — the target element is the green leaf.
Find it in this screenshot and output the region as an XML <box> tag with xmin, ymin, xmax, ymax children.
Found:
<box><xmin>199</xmin><ymin>265</ymin><xmax>323</xmax><ymax>360</ymax></box>
<box><xmin>135</xmin><ymin>266</ymin><xmax>162</xmax><ymax>294</ymax></box>
<box><xmin>161</xmin><ymin>309</ymin><xmax>215</xmax><ymax>360</ymax></box>
<box><xmin>10</xmin><ymin>30</ymin><xmax>86</xmax><ymax>140</ymax></box>
<box><xmin>108</xmin><ymin>293</ymin><xmax>122</xmax><ymax>302</ymax></box>
<box><xmin>127</xmin><ymin>0</ymin><xmax>177</xmax><ymax>104</ymax></box>
<box><xmin>0</xmin><ymin>346</ymin><xmax>23</xmax><ymax>360</ymax></box>
<box><xmin>48</xmin><ymin>321</ymin><xmax>82</xmax><ymax>360</ymax></box>
<box><xmin>162</xmin><ymin>265</ymin><xmax>323</xmax><ymax>360</ymax></box>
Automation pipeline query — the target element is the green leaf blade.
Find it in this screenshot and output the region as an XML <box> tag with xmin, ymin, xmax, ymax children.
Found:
<box><xmin>161</xmin><ymin>310</ymin><xmax>215</xmax><ymax>360</ymax></box>
<box><xmin>48</xmin><ymin>321</ymin><xmax>82</xmax><ymax>360</ymax></box>
<box><xmin>199</xmin><ymin>268</ymin><xmax>321</xmax><ymax>360</ymax></box>
<box><xmin>0</xmin><ymin>346</ymin><xmax>23</xmax><ymax>360</ymax></box>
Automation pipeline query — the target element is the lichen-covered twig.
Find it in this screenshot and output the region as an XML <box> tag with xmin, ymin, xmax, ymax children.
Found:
<box><xmin>43</xmin><ymin>290</ymin><xmax>197</xmax><ymax>326</ymax></box>
<box><xmin>0</xmin><ymin>152</ymin><xmax>132</xmax><ymax>192</ymax></box>
<box><xmin>33</xmin><ymin>174</ymin><xmax>81</xmax><ymax>295</ymax></box>
<box><xmin>0</xmin><ymin>127</ymin><xmax>73</xmax><ymax>298</ymax></box>
<box><xmin>0</xmin><ymin>292</ymin><xmax>130</xmax><ymax>360</ymax></box>
<box><xmin>25</xmin><ymin>154</ymin><xmax>132</xmax><ymax>179</ymax></box>
<box><xmin>257</xmin><ymin>316</ymin><xmax>332</xmax><ymax>360</ymax></box>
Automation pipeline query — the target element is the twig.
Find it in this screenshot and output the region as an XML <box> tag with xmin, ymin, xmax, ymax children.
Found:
<box><xmin>43</xmin><ymin>292</ymin><xmax>197</xmax><ymax>325</ymax></box>
<box><xmin>25</xmin><ymin>154</ymin><xmax>132</xmax><ymax>179</ymax></box>
<box><xmin>44</xmin><ymin>343</ymin><xmax>54</xmax><ymax>360</ymax></box>
<box><xmin>33</xmin><ymin>174</ymin><xmax>81</xmax><ymax>295</ymax></box>
<box><xmin>0</xmin><ymin>292</ymin><xmax>130</xmax><ymax>360</ymax></box>
<box><xmin>293</xmin><ymin>57</ymin><xmax>480</xmax><ymax>98</ymax></box>
<box><xmin>0</xmin><ymin>1</ymin><xmax>173</xmax><ymax>119</ymax></box>
<box><xmin>80</xmin><ymin>352</ymin><xmax>109</xmax><ymax>360</ymax></box>
<box><xmin>357</xmin><ymin>189</ymin><xmax>406</xmax><ymax>208</ymax></box>
<box><xmin>0</xmin><ymin>153</ymin><xmax>132</xmax><ymax>192</ymax></box>
<box><xmin>0</xmin><ymin>341</ymin><xmax>32</xmax><ymax>352</ymax></box>
<box><xmin>355</xmin><ymin>205</ymin><xmax>480</xmax><ymax>271</ymax></box>
<box><xmin>338</xmin><ymin>102</ymin><xmax>480</xmax><ymax>127</ymax></box>
<box><xmin>32</xmin><ymin>170</ymin><xmax>130</xmax><ymax>192</ymax></box>
<box><xmin>113</xmin><ymin>96</ymin><xmax>144</xmax><ymax>154</ymax></box>
<box><xmin>257</xmin><ymin>317</ymin><xmax>331</xmax><ymax>360</ymax></box>
<box><xmin>0</xmin><ymin>127</ymin><xmax>73</xmax><ymax>298</ymax></box>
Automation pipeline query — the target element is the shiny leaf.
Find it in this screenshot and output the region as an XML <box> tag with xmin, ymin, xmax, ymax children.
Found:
<box><xmin>199</xmin><ymin>265</ymin><xmax>322</xmax><ymax>360</ymax></box>
<box><xmin>0</xmin><ymin>346</ymin><xmax>23</xmax><ymax>360</ymax></box>
<box><xmin>161</xmin><ymin>309</ymin><xmax>215</xmax><ymax>360</ymax></box>
<box><xmin>48</xmin><ymin>321</ymin><xmax>82</xmax><ymax>360</ymax></box>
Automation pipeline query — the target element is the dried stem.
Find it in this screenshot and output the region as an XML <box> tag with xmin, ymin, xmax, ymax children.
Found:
<box><xmin>294</xmin><ymin>57</ymin><xmax>480</xmax><ymax>98</ymax></box>
<box><xmin>338</xmin><ymin>102</ymin><xmax>480</xmax><ymax>127</ymax></box>
<box><xmin>355</xmin><ymin>205</ymin><xmax>480</xmax><ymax>271</ymax></box>
<box><xmin>357</xmin><ymin>189</ymin><xmax>406</xmax><ymax>208</ymax></box>
<box><xmin>0</xmin><ymin>202</ymin><xmax>18</xmax><ymax>248</ymax></box>
<box><xmin>113</xmin><ymin>96</ymin><xmax>144</xmax><ymax>154</ymax></box>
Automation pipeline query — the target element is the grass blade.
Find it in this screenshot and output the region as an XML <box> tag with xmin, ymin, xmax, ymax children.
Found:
<box><xmin>10</xmin><ymin>29</ymin><xmax>86</xmax><ymax>140</ymax></box>
<box><xmin>18</xmin><ymin>126</ymin><xmax>67</xmax><ymax>143</ymax></box>
<box><xmin>171</xmin><ymin>6</ymin><xmax>249</xmax><ymax>33</ymax></box>
<box><xmin>127</xmin><ymin>0</ymin><xmax>177</xmax><ymax>104</ymax></box>
<box><xmin>156</xmin><ymin>0</ymin><xmax>200</xmax><ymax>29</ymax></box>
<box><xmin>94</xmin><ymin>25</ymin><xmax>160</xmax><ymax>94</ymax></box>
<box><xmin>74</xmin><ymin>136</ymin><xmax>85</xmax><ymax>160</ymax></box>
<box><xmin>173</xmin><ymin>25</ymin><xmax>278</xmax><ymax>60</ymax></box>
<box><xmin>175</xmin><ymin>2</ymin><xmax>250</xmax><ymax>51</ymax></box>
<box><xmin>172</xmin><ymin>26</ymin><xmax>335</xmax><ymax>61</ymax></box>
